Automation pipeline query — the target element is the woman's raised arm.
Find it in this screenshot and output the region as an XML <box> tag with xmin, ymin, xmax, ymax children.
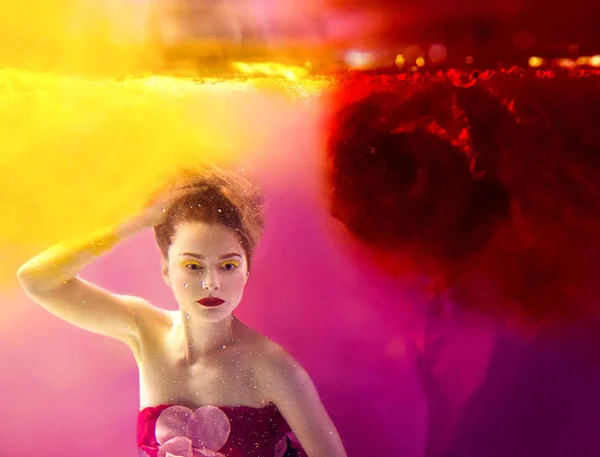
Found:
<box><xmin>15</xmin><ymin>191</ymin><xmax>184</xmax><ymax>350</ymax></box>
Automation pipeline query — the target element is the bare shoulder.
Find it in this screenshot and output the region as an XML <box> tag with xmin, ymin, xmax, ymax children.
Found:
<box><xmin>237</xmin><ymin>326</ymin><xmax>288</xmax><ymax>360</ymax></box>
<box><xmin>248</xmin><ymin>336</ymin><xmax>311</xmax><ymax>395</ymax></box>
<box><xmin>248</xmin><ymin>334</ymin><xmax>349</xmax><ymax>456</ymax></box>
<box><xmin>229</xmin><ymin>322</ymin><xmax>312</xmax><ymax>398</ymax></box>
<box><xmin>259</xmin><ymin>339</ymin><xmax>301</xmax><ymax>371</ymax></box>
<box><xmin>230</xmin><ymin>322</ymin><xmax>301</xmax><ymax>371</ymax></box>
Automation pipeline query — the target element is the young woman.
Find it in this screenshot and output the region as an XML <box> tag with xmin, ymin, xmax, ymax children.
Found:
<box><xmin>17</xmin><ymin>166</ymin><xmax>347</xmax><ymax>457</ymax></box>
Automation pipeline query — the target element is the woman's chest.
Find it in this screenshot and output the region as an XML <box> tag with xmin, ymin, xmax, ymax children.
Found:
<box><xmin>139</xmin><ymin>345</ymin><xmax>267</xmax><ymax>407</ymax></box>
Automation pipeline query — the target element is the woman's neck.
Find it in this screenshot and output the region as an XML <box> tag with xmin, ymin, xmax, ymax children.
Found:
<box><xmin>176</xmin><ymin>311</ymin><xmax>238</xmax><ymax>361</ymax></box>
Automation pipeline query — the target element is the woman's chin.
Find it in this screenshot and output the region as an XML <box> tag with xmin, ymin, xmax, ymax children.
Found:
<box><xmin>182</xmin><ymin>306</ymin><xmax>234</xmax><ymax>322</ymax></box>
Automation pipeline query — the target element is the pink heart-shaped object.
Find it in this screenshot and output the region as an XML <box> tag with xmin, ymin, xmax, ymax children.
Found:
<box><xmin>156</xmin><ymin>406</ymin><xmax>194</xmax><ymax>445</ymax></box>
<box><xmin>186</xmin><ymin>406</ymin><xmax>231</xmax><ymax>451</ymax></box>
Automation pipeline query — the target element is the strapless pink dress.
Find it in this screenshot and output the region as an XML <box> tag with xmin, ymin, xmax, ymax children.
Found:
<box><xmin>137</xmin><ymin>403</ymin><xmax>307</xmax><ymax>457</ymax></box>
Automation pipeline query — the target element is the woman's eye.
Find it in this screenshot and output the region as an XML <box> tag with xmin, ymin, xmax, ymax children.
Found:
<box><xmin>221</xmin><ymin>261</ymin><xmax>240</xmax><ymax>271</ymax></box>
<box><xmin>185</xmin><ymin>263</ymin><xmax>203</xmax><ymax>271</ymax></box>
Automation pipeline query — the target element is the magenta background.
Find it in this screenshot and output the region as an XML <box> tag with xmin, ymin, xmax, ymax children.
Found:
<box><xmin>3</xmin><ymin>150</ymin><xmax>600</xmax><ymax>457</ymax></box>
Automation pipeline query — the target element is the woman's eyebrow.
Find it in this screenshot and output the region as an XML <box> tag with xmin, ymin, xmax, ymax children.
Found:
<box><xmin>179</xmin><ymin>252</ymin><xmax>204</xmax><ymax>259</ymax></box>
<box><xmin>179</xmin><ymin>252</ymin><xmax>242</xmax><ymax>260</ymax></box>
<box><xmin>218</xmin><ymin>253</ymin><xmax>242</xmax><ymax>260</ymax></box>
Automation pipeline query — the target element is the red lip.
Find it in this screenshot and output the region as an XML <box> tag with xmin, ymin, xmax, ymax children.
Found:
<box><xmin>196</xmin><ymin>297</ymin><xmax>225</xmax><ymax>307</ymax></box>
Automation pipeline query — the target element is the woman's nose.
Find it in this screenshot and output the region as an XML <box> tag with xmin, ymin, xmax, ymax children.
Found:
<box><xmin>201</xmin><ymin>270</ymin><xmax>219</xmax><ymax>291</ymax></box>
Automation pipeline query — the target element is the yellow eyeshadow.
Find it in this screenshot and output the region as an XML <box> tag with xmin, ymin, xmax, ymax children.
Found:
<box><xmin>180</xmin><ymin>260</ymin><xmax>203</xmax><ymax>268</ymax></box>
<box><xmin>221</xmin><ymin>260</ymin><xmax>240</xmax><ymax>267</ymax></box>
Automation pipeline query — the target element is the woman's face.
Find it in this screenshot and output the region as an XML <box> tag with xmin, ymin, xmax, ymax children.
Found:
<box><xmin>163</xmin><ymin>221</ymin><xmax>249</xmax><ymax>322</ymax></box>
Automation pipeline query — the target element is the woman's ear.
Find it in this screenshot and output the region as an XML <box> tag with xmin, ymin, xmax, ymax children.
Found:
<box><xmin>161</xmin><ymin>259</ymin><xmax>172</xmax><ymax>288</ymax></box>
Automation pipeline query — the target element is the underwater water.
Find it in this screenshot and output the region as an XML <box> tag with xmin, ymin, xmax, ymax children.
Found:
<box><xmin>0</xmin><ymin>68</ymin><xmax>425</xmax><ymax>456</ymax></box>
<box><xmin>3</xmin><ymin>1</ymin><xmax>600</xmax><ymax>456</ymax></box>
<box><xmin>4</xmin><ymin>72</ymin><xmax>600</xmax><ymax>457</ymax></box>
<box><xmin>0</xmin><ymin>76</ymin><xmax>423</xmax><ymax>456</ymax></box>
